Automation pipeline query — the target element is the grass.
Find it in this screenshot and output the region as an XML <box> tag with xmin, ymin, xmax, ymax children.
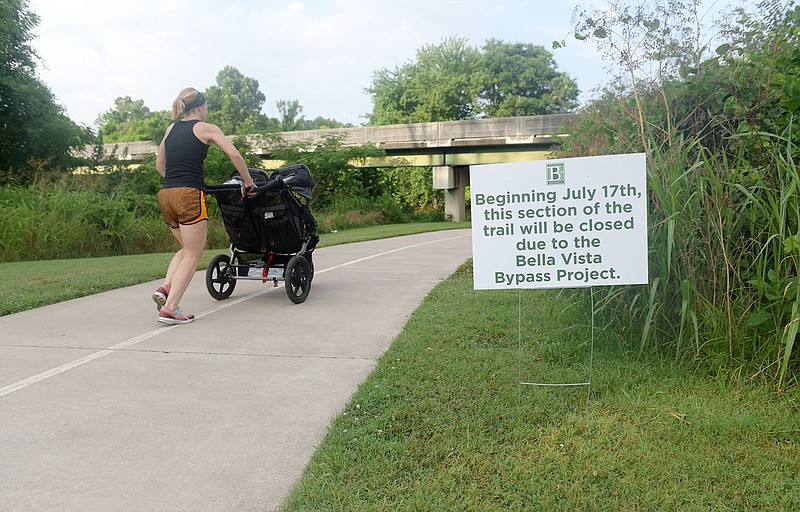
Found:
<box><xmin>0</xmin><ymin>222</ymin><xmax>469</xmax><ymax>316</ymax></box>
<box><xmin>0</xmin><ymin>252</ymin><xmax>177</xmax><ymax>315</ymax></box>
<box><xmin>279</xmin><ymin>263</ymin><xmax>800</xmax><ymax>511</ymax></box>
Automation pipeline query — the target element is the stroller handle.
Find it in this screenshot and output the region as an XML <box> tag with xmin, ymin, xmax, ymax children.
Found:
<box><xmin>205</xmin><ymin>176</ymin><xmax>285</xmax><ymax>194</ymax></box>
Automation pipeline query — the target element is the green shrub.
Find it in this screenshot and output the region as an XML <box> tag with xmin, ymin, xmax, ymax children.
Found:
<box><xmin>314</xmin><ymin>193</ymin><xmax>412</xmax><ymax>232</ymax></box>
<box><xmin>560</xmin><ymin>0</ymin><xmax>800</xmax><ymax>387</ymax></box>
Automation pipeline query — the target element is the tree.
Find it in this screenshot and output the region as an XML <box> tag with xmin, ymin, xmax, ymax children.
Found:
<box><xmin>366</xmin><ymin>37</ymin><xmax>578</xmax><ymax>125</ymax></box>
<box><xmin>366</xmin><ymin>37</ymin><xmax>482</xmax><ymax>125</ymax></box>
<box><xmin>204</xmin><ymin>66</ymin><xmax>267</xmax><ymax>134</ymax></box>
<box><xmin>409</xmin><ymin>37</ymin><xmax>483</xmax><ymax>122</ymax></box>
<box><xmin>365</xmin><ymin>65</ymin><xmax>418</xmax><ymax>125</ymax></box>
<box><xmin>0</xmin><ymin>0</ymin><xmax>90</xmax><ymax>184</ymax></box>
<box><xmin>563</xmin><ymin>0</ymin><xmax>710</xmax><ymax>152</ymax></box>
<box><xmin>96</xmin><ymin>96</ymin><xmax>171</xmax><ymax>143</ymax></box>
<box><xmin>276</xmin><ymin>99</ymin><xmax>305</xmax><ymax>131</ymax></box>
<box><xmin>720</xmin><ymin>0</ymin><xmax>800</xmax><ymax>147</ymax></box>
<box><xmin>303</xmin><ymin>116</ymin><xmax>351</xmax><ymax>130</ymax></box>
<box><xmin>479</xmin><ymin>39</ymin><xmax>578</xmax><ymax>116</ymax></box>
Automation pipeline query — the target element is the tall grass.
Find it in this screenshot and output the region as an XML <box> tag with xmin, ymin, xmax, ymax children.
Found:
<box><xmin>0</xmin><ymin>184</ymin><xmax>229</xmax><ymax>261</ymax></box>
<box><xmin>581</xmin><ymin>129</ymin><xmax>800</xmax><ymax>388</ymax></box>
<box><xmin>314</xmin><ymin>193</ymin><xmax>443</xmax><ymax>232</ymax></box>
<box><xmin>0</xmin><ymin>172</ymin><xmax>444</xmax><ymax>262</ymax></box>
<box><xmin>733</xmin><ymin>129</ymin><xmax>800</xmax><ymax>386</ymax></box>
<box><xmin>561</xmin><ymin>0</ymin><xmax>800</xmax><ymax>387</ymax></box>
<box><xmin>557</xmin><ymin>0</ymin><xmax>800</xmax><ymax>388</ymax></box>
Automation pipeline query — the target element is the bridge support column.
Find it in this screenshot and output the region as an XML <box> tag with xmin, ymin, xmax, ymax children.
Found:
<box><xmin>433</xmin><ymin>165</ymin><xmax>470</xmax><ymax>222</ymax></box>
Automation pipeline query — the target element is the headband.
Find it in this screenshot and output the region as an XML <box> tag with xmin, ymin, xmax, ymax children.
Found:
<box><xmin>184</xmin><ymin>92</ymin><xmax>206</xmax><ymax>111</ymax></box>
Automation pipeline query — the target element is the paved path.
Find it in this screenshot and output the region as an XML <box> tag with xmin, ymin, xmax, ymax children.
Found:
<box><xmin>0</xmin><ymin>230</ymin><xmax>472</xmax><ymax>511</ymax></box>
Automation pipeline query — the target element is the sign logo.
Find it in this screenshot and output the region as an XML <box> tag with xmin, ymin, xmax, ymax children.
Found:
<box><xmin>547</xmin><ymin>163</ymin><xmax>565</xmax><ymax>185</ymax></box>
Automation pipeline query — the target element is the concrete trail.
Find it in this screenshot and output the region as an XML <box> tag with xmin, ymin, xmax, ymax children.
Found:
<box><xmin>0</xmin><ymin>229</ymin><xmax>472</xmax><ymax>512</ymax></box>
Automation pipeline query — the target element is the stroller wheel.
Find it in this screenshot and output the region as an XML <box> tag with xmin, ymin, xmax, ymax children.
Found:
<box><xmin>206</xmin><ymin>254</ymin><xmax>237</xmax><ymax>300</ymax></box>
<box><xmin>285</xmin><ymin>254</ymin><xmax>312</xmax><ymax>304</ymax></box>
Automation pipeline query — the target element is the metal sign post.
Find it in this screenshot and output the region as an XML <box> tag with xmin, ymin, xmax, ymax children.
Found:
<box><xmin>517</xmin><ymin>288</ymin><xmax>595</xmax><ymax>406</ymax></box>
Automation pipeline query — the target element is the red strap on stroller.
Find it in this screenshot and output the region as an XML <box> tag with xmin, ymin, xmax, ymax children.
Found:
<box><xmin>262</xmin><ymin>253</ymin><xmax>274</xmax><ymax>283</ymax></box>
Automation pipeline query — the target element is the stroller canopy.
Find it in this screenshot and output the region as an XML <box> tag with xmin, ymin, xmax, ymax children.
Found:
<box><xmin>272</xmin><ymin>164</ymin><xmax>315</xmax><ymax>201</ymax></box>
<box><xmin>219</xmin><ymin>164</ymin><xmax>315</xmax><ymax>203</ymax></box>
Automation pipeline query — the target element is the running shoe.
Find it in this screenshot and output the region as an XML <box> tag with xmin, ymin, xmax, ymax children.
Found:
<box><xmin>152</xmin><ymin>285</ymin><xmax>168</xmax><ymax>311</ymax></box>
<box><xmin>158</xmin><ymin>306</ymin><xmax>195</xmax><ymax>325</ymax></box>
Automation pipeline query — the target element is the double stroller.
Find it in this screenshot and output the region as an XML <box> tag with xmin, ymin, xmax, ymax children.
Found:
<box><xmin>204</xmin><ymin>164</ymin><xmax>319</xmax><ymax>304</ymax></box>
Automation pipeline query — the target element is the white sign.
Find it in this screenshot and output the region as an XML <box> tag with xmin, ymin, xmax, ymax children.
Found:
<box><xmin>471</xmin><ymin>153</ymin><xmax>648</xmax><ymax>290</ymax></box>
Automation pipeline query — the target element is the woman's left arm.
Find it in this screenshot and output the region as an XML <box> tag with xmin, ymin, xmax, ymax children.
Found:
<box><xmin>197</xmin><ymin>123</ymin><xmax>255</xmax><ymax>188</ymax></box>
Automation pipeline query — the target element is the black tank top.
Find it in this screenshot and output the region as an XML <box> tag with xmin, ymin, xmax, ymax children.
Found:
<box><xmin>162</xmin><ymin>120</ymin><xmax>209</xmax><ymax>189</ymax></box>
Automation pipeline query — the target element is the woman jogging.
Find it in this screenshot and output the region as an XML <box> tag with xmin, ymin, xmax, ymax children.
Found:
<box><xmin>153</xmin><ymin>87</ymin><xmax>256</xmax><ymax>325</ymax></box>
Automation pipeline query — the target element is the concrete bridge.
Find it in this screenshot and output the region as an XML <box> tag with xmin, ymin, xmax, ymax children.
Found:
<box><xmin>87</xmin><ymin>114</ymin><xmax>570</xmax><ymax>221</ymax></box>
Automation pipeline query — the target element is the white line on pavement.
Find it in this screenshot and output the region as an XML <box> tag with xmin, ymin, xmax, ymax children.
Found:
<box><xmin>0</xmin><ymin>233</ymin><xmax>469</xmax><ymax>398</ymax></box>
<box><xmin>0</xmin><ymin>290</ymin><xmax>264</xmax><ymax>398</ymax></box>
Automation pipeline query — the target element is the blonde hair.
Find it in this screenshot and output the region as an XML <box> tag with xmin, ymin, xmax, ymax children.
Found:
<box><xmin>171</xmin><ymin>87</ymin><xmax>205</xmax><ymax>120</ymax></box>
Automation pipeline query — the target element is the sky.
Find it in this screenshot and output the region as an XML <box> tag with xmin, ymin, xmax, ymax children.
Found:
<box><xmin>27</xmin><ymin>0</ymin><xmax>743</xmax><ymax>129</ymax></box>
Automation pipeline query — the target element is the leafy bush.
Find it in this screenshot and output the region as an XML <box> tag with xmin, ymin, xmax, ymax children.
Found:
<box><xmin>315</xmin><ymin>194</ymin><xmax>412</xmax><ymax>232</ymax></box>
<box><xmin>268</xmin><ymin>133</ymin><xmax>386</xmax><ymax>208</ymax></box>
<box><xmin>561</xmin><ymin>0</ymin><xmax>800</xmax><ymax>387</ymax></box>
<box><xmin>381</xmin><ymin>166</ymin><xmax>443</xmax><ymax>212</ymax></box>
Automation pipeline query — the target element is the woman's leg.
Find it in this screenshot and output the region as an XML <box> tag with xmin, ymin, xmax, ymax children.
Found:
<box><xmin>162</xmin><ymin>227</ymin><xmax>185</xmax><ymax>291</ymax></box>
<box><xmin>163</xmin><ymin>220</ymin><xmax>208</xmax><ymax>311</ymax></box>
